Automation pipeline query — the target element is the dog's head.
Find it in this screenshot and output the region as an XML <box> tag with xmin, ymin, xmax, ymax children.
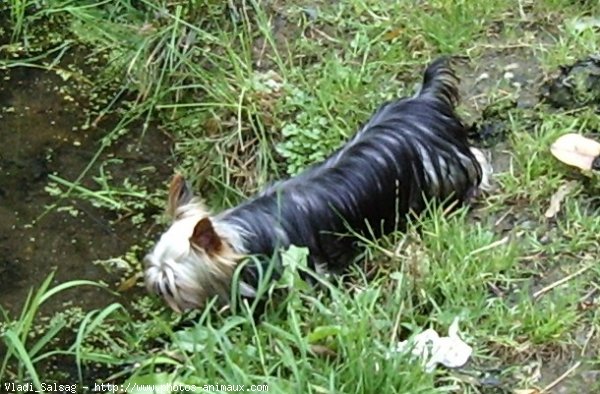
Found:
<box><xmin>143</xmin><ymin>174</ymin><xmax>243</xmax><ymax>312</ymax></box>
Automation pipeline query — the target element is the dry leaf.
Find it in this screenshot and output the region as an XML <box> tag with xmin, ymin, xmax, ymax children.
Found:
<box><xmin>544</xmin><ymin>181</ymin><xmax>577</xmax><ymax>218</ymax></box>
<box><xmin>550</xmin><ymin>133</ymin><xmax>600</xmax><ymax>171</ymax></box>
<box><xmin>309</xmin><ymin>344</ymin><xmax>338</xmax><ymax>359</ymax></box>
<box><xmin>383</xmin><ymin>28</ymin><xmax>404</xmax><ymax>41</ymax></box>
<box><xmin>513</xmin><ymin>389</ymin><xmax>540</xmax><ymax>394</ymax></box>
<box><xmin>117</xmin><ymin>272</ymin><xmax>141</xmax><ymax>292</ymax></box>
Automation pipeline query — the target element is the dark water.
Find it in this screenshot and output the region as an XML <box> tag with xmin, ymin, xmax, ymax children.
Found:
<box><xmin>0</xmin><ymin>66</ymin><xmax>173</xmax><ymax>316</ymax></box>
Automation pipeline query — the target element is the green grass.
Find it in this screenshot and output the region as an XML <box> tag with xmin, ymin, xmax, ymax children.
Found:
<box><xmin>0</xmin><ymin>273</ymin><xmax>107</xmax><ymax>390</ymax></box>
<box><xmin>2</xmin><ymin>0</ymin><xmax>600</xmax><ymax>393</ymax></box>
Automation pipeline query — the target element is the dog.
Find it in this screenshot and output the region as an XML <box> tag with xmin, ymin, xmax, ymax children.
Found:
<box><xmin>144</xmin><ymin>57</ymin><xmax>491</xmax><ymax>312</ymax></box>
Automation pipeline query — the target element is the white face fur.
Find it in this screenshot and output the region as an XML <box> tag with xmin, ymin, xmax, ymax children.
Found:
<box><xmin>143</xmin><ymin>175</ymin><xmax>241</xmax><ymax>312</ymax></box>
<box><xmin>144</xmin><ymin>208</ymin><xmax>209</xmax><ymax>311</ymax></box>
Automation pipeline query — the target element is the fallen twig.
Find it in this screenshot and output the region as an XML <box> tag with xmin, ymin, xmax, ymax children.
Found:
<box><xmin>580</xmin><ymin>326</ymin><xmax>595</xmax><ymax>357</ymax></box>
<box><xmin>467</xmin><ymin>236</ymin><xmax>510</xmax><ymax>257</ymax></box>
<box><xmin>533</xmin><ymin>264</ymin><xmax>595</xmax><ymax>300</ymax></box>
<box><xmin>540</xmin><ymin>361</ymin><xmax>581</xmax><ymax>393</ymax></box>
<box><xmin>494</xmin><ymin>207</ymin><xmax>514</xmax><ymax>227</ymax></box>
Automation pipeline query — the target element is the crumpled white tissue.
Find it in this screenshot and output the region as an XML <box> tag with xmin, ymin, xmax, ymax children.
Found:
<box><xmin>392</xmin><ymin>318</ymin><xmax>472</xmax><ymax>372</ymax></box>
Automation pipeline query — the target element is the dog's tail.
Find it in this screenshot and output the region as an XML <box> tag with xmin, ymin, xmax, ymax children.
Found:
<box><xmin>417</xmin><ymin>57</ymin><xmax>460</xmax><ymax>108</ymax></box>
<box><xmin>417</xmin><ymin>57</ymin><xmax>494</xmax><ymax>193</ymax></box>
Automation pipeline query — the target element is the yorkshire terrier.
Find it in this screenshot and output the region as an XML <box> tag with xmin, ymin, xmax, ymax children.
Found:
<box><xmin>144</xmin><ymin>57</ymin><xmax>491</xmax><ymax>312</ymax></box>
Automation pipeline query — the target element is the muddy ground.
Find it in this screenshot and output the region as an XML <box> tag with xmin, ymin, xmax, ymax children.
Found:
<box><xmin>0</xmin><ymin>65</ymin><xmax>173</xmax><ymax>315</ymax></box>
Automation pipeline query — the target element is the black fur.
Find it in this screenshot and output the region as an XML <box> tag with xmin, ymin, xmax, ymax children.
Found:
<box><xmin>219</xmin><ymin>58</ymin><xmax>483</xmax><ymax>286</ymax></box>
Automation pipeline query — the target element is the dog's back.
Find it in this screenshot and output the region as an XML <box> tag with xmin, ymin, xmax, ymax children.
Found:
<box><xmin>224</xmin><ymin>58</ymin><xmax>486</xmax><ymax>272</ymax></box>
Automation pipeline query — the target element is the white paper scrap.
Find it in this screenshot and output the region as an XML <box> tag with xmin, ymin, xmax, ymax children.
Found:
<box><xmin>393</xmin><ymin>318</ymin><xmax>472</xmax><ymax>372</ymax></box>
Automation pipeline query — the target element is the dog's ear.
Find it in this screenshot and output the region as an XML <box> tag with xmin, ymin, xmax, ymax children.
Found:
<box><xmin>190</xmin><ymin>217</ymin><xmax>222</xmax><ymax>255</ymax></box>
<box><xmin>167</xmin><ymin>174</ymin><xmax>195</xmax><ymax>217</ymax></box>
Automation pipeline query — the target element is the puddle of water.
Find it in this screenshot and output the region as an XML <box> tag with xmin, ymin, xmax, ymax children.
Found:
<box><xmin>0</xmin><ymin>65</ymin><xmax>173</xmax><ymax>316</ymax></box>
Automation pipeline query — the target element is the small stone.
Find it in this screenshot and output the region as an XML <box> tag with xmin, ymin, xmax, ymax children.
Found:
<box><xmin>475</xmin><ymin>72</ymin><xmax>490</xmax><ymax>84</ymax></box>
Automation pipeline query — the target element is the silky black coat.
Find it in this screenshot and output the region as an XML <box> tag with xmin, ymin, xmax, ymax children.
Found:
<box><xmin>218</xmin><ymin>58</ymin><xmax>483</xmax><ymax>286</ymax></box>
